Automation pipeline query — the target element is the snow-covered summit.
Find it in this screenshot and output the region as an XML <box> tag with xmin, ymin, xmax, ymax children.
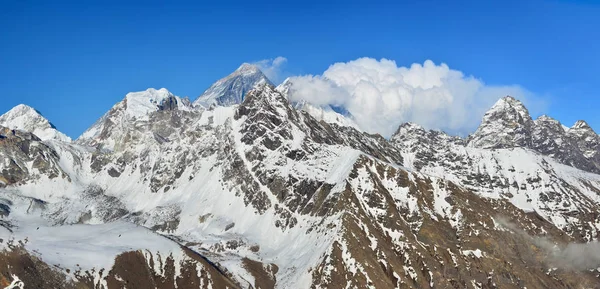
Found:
<box><xmin>0</xmin><ymin>104</ymin><xmax>71</xmax><ymax>142</ymax></box>
<box><xmin>193</xmin><ymin>63</ymin><xmax>272</xmax><ymax>107</ymax></box>
<box><xmin>77</xmin><ymin>88</ymin><xmax>192</xmax><ymax>149</ymax></box>
<box><xmin>235</xmin><ymin>62</ymin><xmax>262</xmax><ymax>75</ymax></box>
<box><xmin>123</xmin><ymin>88</ymin><xmax>191</xmax><ymax>120</ymax></box>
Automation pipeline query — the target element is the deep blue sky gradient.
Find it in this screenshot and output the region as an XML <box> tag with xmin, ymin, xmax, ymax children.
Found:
<box><xmin>1</xmin><ymin>0</ymin><xmax>599</xmax><ymax>138</ymax></box>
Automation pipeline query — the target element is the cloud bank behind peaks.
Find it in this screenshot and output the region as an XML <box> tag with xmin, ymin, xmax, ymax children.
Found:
<box><xmin>287</xmin><ymin>58</ymin><xmax>535</xmax><ymax>137</ymax></box>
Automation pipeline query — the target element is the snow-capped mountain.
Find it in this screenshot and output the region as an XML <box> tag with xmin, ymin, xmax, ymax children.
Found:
<box><xmin>77</xmin><ymin>88</ymin><xmax>192</xmax><ymax>150</ymax></box>
<box><xmin>467</xmin><ymin>96</ymin><xmax>534</xmax><ymax>149</ymax></box>
<box><xmin>193</xmin><ymin>63</ymin><xmax>272</xmax><ymax>107</ymax></box>
<box><xmin>467</xmin><ymin>96</ymin><xmax>600</xmax><ymax>174</ymax></box>
<box><xmin>567</xmin><ymin>120</ymin><xmax>600</xmax><ymax>161</ymax></box>
<box><xmin>0</xmin><ymin>104</ymin><xmax>71</xmax><ymax>142</ymax></box>
<box><xmin>2</xmin><ymin>66</ymin><xmax>600</xmax><ymax>288</ymax></box>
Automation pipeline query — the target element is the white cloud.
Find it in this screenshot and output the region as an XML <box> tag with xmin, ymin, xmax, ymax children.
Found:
<box><xmin>253</xmin><ymin>56</ymin><xmax>288</xmax><ymax>84</ymax></box>
<box><xmin>287</xmin><ymin>58</ymin><xmax>538</xmax><ymax>137</ymax></box>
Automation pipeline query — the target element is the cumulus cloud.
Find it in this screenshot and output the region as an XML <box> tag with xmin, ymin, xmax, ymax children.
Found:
<box><xmin>287</xmin><ymin>58</ymin><xmax>538</xmax><ymax>137</ymax></box>
<box><xmin>253</xmin><ymin>56</ymin><xmax>288</xmax><ymax>84</ymax></box>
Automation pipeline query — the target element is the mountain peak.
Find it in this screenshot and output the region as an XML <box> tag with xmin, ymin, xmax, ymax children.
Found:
<box><xmin>0</xmin><ymin>104</ymin><xmax>71</xmax><ymax>142</ymax></box>
<box><xmin>535</xmin><ymin>114</ymin><xmax>562</xmax><ymax>125</ymax></box>
<box><xmin>235</xmin><ymin>63</ymin><xmax>260</xmax><ymax>74</ymax></box>
<box><xmin>468</xmin><ymin>96</ymin><xmax>533</xmax><ymax>149</ymax></box>
<box><xmin>4</xmin><ymin>104</ymin><xmax>44</xmax><ymax>120</ymax></box>
<box><xmin>395</xmin><ymin>122</ymin><xmax>425</xmax><ymax>134</ymax></box>
<box><xmin>390</xmin><ymin>122</ymin><xmax>425</xmax><ymax>142</ymax></box>
<box><xmin>572</xmin><ymin>120</ymin><xmax>592</xmax><ymax>130</ymax></box>
<box><xmin>488</xmin><ymin>95</ymin><xmax>529</xmax><ymax>118</ymax></box>
<box><xmin>193</xmin><ymin>63</ymin><xmax>272</xmax><ymax>107</ymax></box>
<box><xmin>10</xmin><ymin>103</ymin><xmax>37</xmax><ymax>113</ymax></box>
<box><xmin>124</xmin><ymin>87</ymin><xmax>188</xmax><ymax>119</ymax></box>
<box><xmin>126</xmin><ymin>87</ymin><xmax>172</xmax><ymax>99</ymax></box>
<box><xmin>276</xmin><ymin>77</ymin><xmax>293</xmax><ymax>97</ymax></box>
<box><xmin>77</xmin><ymin>88</ymin><xmax>191</xmax><ymax>148</ymax></box>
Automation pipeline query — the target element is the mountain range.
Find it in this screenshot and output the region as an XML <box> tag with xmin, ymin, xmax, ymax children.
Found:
<box><xmin>1</xmin><ymin>64</ymin><xmax>600</xmax><ymax>288</ymax></box>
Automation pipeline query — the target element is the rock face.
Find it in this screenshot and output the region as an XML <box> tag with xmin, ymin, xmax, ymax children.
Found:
<box><xmin>567</xmin><ymin>120</ymin><xmax>600</xmax><ymax>162</ymax></box>
<box><xmin>194</xmin><ymin>63</ymin><xmax>272</xmax><ymax>107</ymax></box>
<box><xmin>2</xmin><ymin>66</ymin><xmax>600</xmax><ymax>288</ymax></box>
<box><xmin>0</xmin><ymin>126</ymin><xmax>67</xmax><ymax>187</ymax></box>
<box><xmin>468</xmin><ymin>96</ymin><xmax>535</xmax><ymax>149</ymax></box>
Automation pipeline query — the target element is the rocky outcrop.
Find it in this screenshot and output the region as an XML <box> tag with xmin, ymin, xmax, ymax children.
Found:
<box><xmin>0</xmin><ymin>126</ymin><xmax>67</xmax><ymax>186</ymax></box>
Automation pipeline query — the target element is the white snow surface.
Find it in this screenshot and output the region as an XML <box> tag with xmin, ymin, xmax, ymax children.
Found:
<box><xmin>2</xmin><ymin>275</ymin><xmax>24</xmax><ymax>289</ymax></box>
<box><xmin>0</xmin><ymin>221</ymin><xmax>182</xmax><ymax>271</ymax></box>
<box><xmin>123</xmin><ymin>88</ymin><xmax>191</xmax><ymax>120</ymax></box>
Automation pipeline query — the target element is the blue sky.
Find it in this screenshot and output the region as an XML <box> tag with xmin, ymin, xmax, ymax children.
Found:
<box><xmin>1</xmin><ymin>0</ymin><xmax>599</xmax><ymax>138</ymax></box>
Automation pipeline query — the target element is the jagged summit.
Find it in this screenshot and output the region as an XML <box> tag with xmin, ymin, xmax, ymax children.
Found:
<box><xmin>487</xmin><ymin>95</ymin><xmax>531</xmax><ymax>121</ymax></box>
<box><xmin>467</xmin><ymin>95</ymin><xmax>533</xmax><ymax>149</ymax></box>
<box><xmin>567</xmin><ymin>119</ymin><xmax>600</xmax><ymax>161</ymax></box>
<box><xmin>535</xmin><ymin>114</ymin><xmax>559</xmax><ymax>123</ymax></box>
<box><xmin>392</xmin><ymin>122</ymin><xmax>425</xmax><ymax>135</ymax></box>
<box><xmin>193</xmin><ymin>63</ymin><xmax>272</xmax><ymax>107</ymax></box>
<box><xmin>0</xmin><ymin>104</ymin><xmax>71</xmax><ymax>142</ymax></box>
<box><xmin>572</xmin><ymin>120</ymin><xmax>593</xmax><ymax>130</ymax></box>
